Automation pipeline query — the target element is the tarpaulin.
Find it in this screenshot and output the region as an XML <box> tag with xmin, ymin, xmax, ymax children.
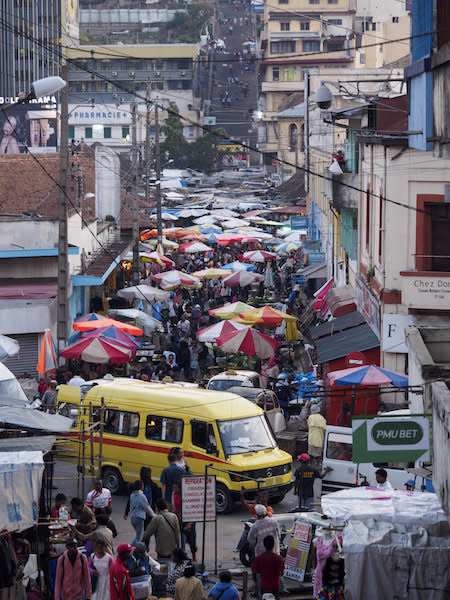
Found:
<box><xmin>0</xmin><ymin>451</ymin><xmax>44</xmax><ymax>532</ymax></box>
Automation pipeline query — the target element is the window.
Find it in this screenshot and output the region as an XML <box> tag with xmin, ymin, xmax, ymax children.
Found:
<box><xmin>280</xmin><ymin>22</ymin><xmax>290</xmax><ymax>31</ymax></box>
<box><xmin>326</xmin><ymin>39</ymin><xmax>345</xmax><ymax>51</ymax></box>
<box><xmin>372</xmin><ymin>22</ymin><xmax>377</xmax><ymax>31</ymax></box>
<box><xmin>58</xmin><ymin>403</ymin><xmax>78</xmax><ymax>427</ymax></box>
<box><xmin>145</xmin><ymin>414</ymin><xmax>183</xmax><ymax>443</ymax></box>
<box><xmin>122</xmin><ymin>126</ymin><xmax>130</xmax><ymax>139</ymax></box>
<box><xmin>302</xmin><ymin>40</ymin><xmax>320</xmax><ymax>52</ymax></box>
<box><xmin>359</xmin><ymin>53</ymin><xmax>366</xmax><ymax>64</ymax></box>
<box><xmin>85</xmin><ymin>127</ymin><xmax>93</xmax><ymax>139</ymax></box>
<box><xmin>392</xmin><ymin>16</ymin><xmax>399</xmax><ymax>23</ymax></box>
<box><xmin>191</xmin><ymin>420</ymin><xmax>218</xmax><ymax>454</ymax></box>
<box><xmin>300</xmin><ymin>21</ymin><xmax>310</xmax><ymax>31</ymax></box>
<box><xmin>104</xmin><ymin>126</ymin><xmax>112</xmax><ymax>139</ymax></box>
<box><xmin>328</xmin><ymin>19</ymin><xmax>342</xmax><ymax>25</ymax></box>
<box><xmin>278</xmin><ymin>0</ymin><xmax>289</xmax><ymax>4</ymax></box>
<box><xmin>104</xmin><ymin>409</ymin><xmax>139</xmax><ymax>437</ymax></box>
<box><xmin>68</xmin><ymin>125</ymin><xmax>75</xmax><ymax>139</ymax></box>
<box><xmin>289</xmin><ymin>123</ymin><xmax>298</xmax><ymax>151</ymax></box>
<box><xmin>217</xmin><ymin>416</ymin><xmax>276</xmax><ymax>457</ymax></box>
<box><xmin>326</xmin><ymin>432</ymin><xmax>353</xmax><ymax>461</ymax></box>
<box><xmin>270</xmin><ymin>41</ymin><xmax>296</xmax><ymax>53</ymax></box>
<box><xmin>272</xmin><ymin>67</ymin><xmax>279</xmax><ymax>81</ymax></box>
<box><xmin>284</xmin><ymin>66</ymin><xmax>296</xmax><ymax>81</ymax></box>
<box><xmin>328</xmin><ymin>0</ymin><xmax>338</xmax><ymax>3</ymax></box>
<box><xmin>430</xmin><ymin>204</ymin><xmax>450</xmax><ymax>271</ymax></box>
<box><xmin>309</xmin><ymin>0</ymin><xmax>319</xmax><ymax>4</ymax></box>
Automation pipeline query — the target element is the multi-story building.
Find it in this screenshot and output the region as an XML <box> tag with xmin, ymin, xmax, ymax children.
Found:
<box><xmin>259</xmin><ymin>0</ymin><xmax>356</xmax><ymax>169</ymax></box>
<box><xmin>0</xmin><ymin>0</ymin><xmax>78</xmax><ymax>100</ymax></box>
<box><xmin>66</xmin><ymin>44</ymin><xmax>202</xmax><ymax>152</ymax></box>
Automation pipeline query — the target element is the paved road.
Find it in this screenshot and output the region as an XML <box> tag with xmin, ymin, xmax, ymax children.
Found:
<box><xmin>199</xmin><ymin>0</ymin><xmax>258</xmax><ymax>147</ymax></box>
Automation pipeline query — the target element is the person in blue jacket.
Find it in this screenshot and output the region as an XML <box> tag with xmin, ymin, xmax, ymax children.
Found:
<box><xmin>208</xmin><ymin>570</ymin><xmax>241</xmax><ymax>600</ymax></box>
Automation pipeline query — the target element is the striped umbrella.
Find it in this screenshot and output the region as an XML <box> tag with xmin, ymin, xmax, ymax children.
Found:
<box><xmin>36</xmin><ymin>329</ymin><xmax>57</xmax><ymax>376</ymax></box>
<box><xmin>61</xmin><ymin>335</ymin><xmax>133</xmax><ymax>364</ymax></box>
<box><xmin>222</xmin><ymin>270</ymin><xmax>262</xmax><ymax>288</ymax></box>
<box><xmin>152</xmin><ymin>270</ymin><xmax>201</xmax><ymax>290</ymax></box>
<box><xmin>243</xmin><ymin>250</ymin><xmax>277</xmax><ymax>263</ymax></box>
<box><xmin>216</xmin><ymin>326</ymin><xmax>280</xmax><ymax>359</ymax></box>
<box><xmin>209</xmin><ymin>301</ymin><xmax>254</xmax><ymax>319</ymax></box>
<box><xmin>73</xmin><ymin>318</ymin><xmax>143</xmax><ymax>336</ymax></box>
<box><xmin>196</xmin><ymin>320</ymin><xmax>247</xmax><ymax>343</ymax></box>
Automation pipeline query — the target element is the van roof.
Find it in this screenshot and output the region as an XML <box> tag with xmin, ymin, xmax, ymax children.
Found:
<box><xmin>59</xmin><ymin>378</ymin><xmax>263</xmax><ymax>421</ymax></box>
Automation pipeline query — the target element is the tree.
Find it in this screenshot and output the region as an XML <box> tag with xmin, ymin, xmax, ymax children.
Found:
<box><xmin>187</xmin><ymin>129</ymin><xmax>227</xmax><ymax>174</ymax></box>
<box><xmin>166</xmin><ymin>3</ymin><xmax>213</xmax><ymax>43</ymax></box>
<box><xmin>159</xmin><ymin>103</ymin><xmax>190</xmax><ymax>167</ymax></box>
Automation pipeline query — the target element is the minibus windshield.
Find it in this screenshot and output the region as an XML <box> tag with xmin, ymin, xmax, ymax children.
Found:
<box><xmin>217</xmin><ymin>415</ymin><xmax>276</xmax><ymax>456</ymax></box>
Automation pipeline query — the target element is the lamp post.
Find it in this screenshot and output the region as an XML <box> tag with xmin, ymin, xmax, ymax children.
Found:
<box><xmin>2</xmin><ymin>76</ymin><xmax>66</xmax><ymax>110</ymax></box>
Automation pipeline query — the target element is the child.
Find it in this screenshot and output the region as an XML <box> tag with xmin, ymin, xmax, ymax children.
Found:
<box><xmin>88</xmin><ymin>539</ymin><xmax>113</xmax><ymax>600</ymax></box>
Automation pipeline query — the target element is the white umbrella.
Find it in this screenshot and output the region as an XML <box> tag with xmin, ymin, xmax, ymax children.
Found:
<box><xmin>211</xmin><ymin>208</ymin><xmax>239</xmax><ymax>218</ymax></box>
<box><xmin>183</xmin><ymin>242</ymin><xmax>211</xmax><ymax>253</ymax></box>
<box><xmin>117</xmin><ymin>284</ymin><xmax>170</xmax><ymax>303</ymax></box>
<box><xmin>284</xmin><ymin>231</ymin><xmax>304</xmax><ymax>242</ymax></box>
<box><xmin>196</xmin><ymin>320</ymin><xmax>247</xmax><ymax>343</ymax></box>
<box><xmin>0</xmin><ymin>334</ymin><xmax>20</xmax><ymax>363</ymax></box>
<box><xmin>221</xmin><ymin>218</ymin><xmax>250</xmax><ymax>229</ymax></box>
<box><xmin>222</xmin><ymin>270</ymin><xmax>262</xmax><ymax>287</ymax></box>
<box><xmin>194</xmin><ymin>215</ymin><xmax>219</xmax><ymax>225</ymax></box>
<box><xmin>109</xmin><ymin>309</ymin><xmax>164</xmax><ymax>333</ymax></box>
<box><xmin>177</xmin><ymin>208</ymin><xmax>208</xmax><ymax>218</ymax></box>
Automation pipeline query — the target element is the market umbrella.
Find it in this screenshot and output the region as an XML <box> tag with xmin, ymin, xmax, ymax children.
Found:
<box><xmin>61</xmin><ymin>335</ymin><xmax>133</xmax><ymax>364</ymax></box>
<box><xmin>192</xmin><ymin>268</ymin><xmax>228</xmax><ymax>280</ymax></box>
<box><xmin>236</xmin><ymin>305</ymin><xmax>297</xmax><ymax>327</ymax></box>
<box><xmin>180</xmin><ymin>241</ymin><xmax>211</xmax><ymax>253</ymax></box>
<box><xmin>140</xmin><ymin>251</ymin><xmax>175</xmax><ymax>268</ymax></box>
<box><xmin>81</xmin><ymin>325</ymin><xmax>140</xmax><ymax>348</ymax></box>
<box><xmin>144</xmin><ymin>238</ymin><xmax>179</xmax><ymax>250</ymax></box>
<box><xmin>216</xmin><ymin>326</ymin><xmax>280</xmax><ymax>359</ymax></box>
<box><xmin>152</xmin><ymin>270</ymin><xmax>201</xmax><ymax>290</ymax></box>
<box><xmin>177</xmin><ymin>231</ymin><xmax>208</xmax><ymax>241</ymax></box>
<box><xmin>276</xmin><ymin>241</ymin><xmax>302</xmax><ymax>254</ymax></box>
<box><xmin>73</xmin><ymin>318</ymin><xmax>143</xmax><ymax>336</ymax></box>
<box><xmin>75</xmin><ymin>312</ymin><xmax>107</xmax><ymax>322</ymax></box>
<box><xmin>222</xmin><ymin>270</ymin><xmax>262</xmax><ymax>288</ymax></box>
<box><xmin>215</xmin><ymin>233</ymin><xmax>246</xmax><ymax>246</ymax></box>
<box><xmin>243</xmin><ymin>250</ymin><xmax>277</xmax><ymax>263</ymax></box>
<box><xmin>117</xmin><ymin>284</ymin><xmax>170</xmax><ymax>303</ymax></box>
<box><xmin>209</xmin><ymin>301</ymin><xmax>254</xmax><ymax>319</ymax></box>
<box><xmin>36</xmin><ymin>329</ymin><xmax>57</xmax><ymax>376</ymax></box>
<box><xmin>327</xmin><ymin>365</ymin><xmax>409</xmax><ymax>388</ymax></box>
<box><xmin>222</xmin><ymin>261</ymin><xmax>256</xmax><ymax>272</ymax></box>
<box><xmin>108</xmin><ymin>309</ymin><xmax>164</xmax><ymax>333</ymax></box>
<box><xmin>196</xmin><ymin>320</ymin><xmax>247</xmax><ymax>343</ymax></box>
<box><xmin>0</xmin><ymin>334</ymin><xmax>20</xmax><ymax>363</ymax></box>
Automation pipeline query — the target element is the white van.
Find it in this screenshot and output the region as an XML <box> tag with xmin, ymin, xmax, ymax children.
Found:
<box><xmin>321</xmin><ymin>425</ymin><xmax>413</xmax><ymax>492</ymax></box>
<box><xmin>207</xmin><ymin>370</ymin><xmax>261</xmax><ymax>392</ymax></box>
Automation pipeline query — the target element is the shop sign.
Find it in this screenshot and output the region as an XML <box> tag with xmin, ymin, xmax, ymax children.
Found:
<box><xmin>290</xmin><ymin>216</ymin><xmax>308</xmax><ymax>230</ymax></box>
<box><xmin>401</xmin><ymin>274</ymin><xmax>450</xmax><ymax>310</ymax></box>
<box><xmin>308</xmin><ymin>251</ymin><xmax>326</xmax><ymax>263</ymax></box>
<box><xmin>284</xmin><ymin>518</ymin><xmax>313</xmax><ymax>582</ymax></box>
<box><xmin>69</xmin><ymin>104</ymin><xmax>131</xmax><ymax>124</ymax></box>
<box><xmin>181</xmin><ymin>475</ymin><xmax>216</xmax><ymax>522</ymax></box>
<box><xmin>303</xmin><ymin>239</ymin><xmax>321</xmax><ymax>251</ymax></box>
<box><xmin>355</xmin><ymin>276</ymin><xmax>380</xmax><ymax>339</ymax></box>
<box><xmin>352</xmin><ymin>416</ymin><xmax>430</xmax><ymax>463</ymax></box>
<box><xmin>382</xmin><ymin>314</ymin><xmax>414</xmax><ymax>353</ymax></box>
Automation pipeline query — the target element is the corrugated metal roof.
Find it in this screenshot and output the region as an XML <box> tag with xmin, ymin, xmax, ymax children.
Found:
<box><xmin>310</xmin><ymin>310</ymin><xmax>366</xmax><ymax>340</ymax></box>
<box><xmin>315</xmin><ymin>322</ymin><xmax>379</xmax><ymax>364</ymax></box>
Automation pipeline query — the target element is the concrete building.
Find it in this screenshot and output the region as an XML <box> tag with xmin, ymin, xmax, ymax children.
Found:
<box><xmin>66</xmin><ymin>44</ymin><xmax>202</xmax><ymax>152</ymax></box>
<box><xmin>0</xmin><ymin>0</ymin><xmax>78</xmax><ymax>99</ymax></box>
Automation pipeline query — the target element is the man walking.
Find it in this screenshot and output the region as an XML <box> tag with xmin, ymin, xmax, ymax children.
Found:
<box><xmin>86</xmin><ymin>478</ymin><xmax>112</xmax><ymax>511</ymax></box>
<box><xmin>294</xmin><ymin>454</ymin><xmax>332</xmax><ymax>510</ymax></box>
<box><xmin>142</xmin><ymin>498</ymin><xmax>181</xmax><ymax>561</ymax></box>
<box><xmin>54</xmin><ymin>538</ymin><xmax>91</xmax><ymax>600</ymax></box>
<box><xmin>252</xmin><ymin>535</ymin><xmax>284</xmax><ymax>600</ymax></box>
<box><xmin>248</xmin><ymin>505</ymin><xmax>280</xmax><ymax>557</ymax></box>
<box><xmin>110</xmin><ymin>543</ymin><xmax>135</xmax><ymax>600</ymax></box>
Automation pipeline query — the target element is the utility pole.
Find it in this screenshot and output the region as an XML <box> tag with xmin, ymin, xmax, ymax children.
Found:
<box><xmin>131</xmin><ymin>102</ymin><xmax>140</xmax><ymax>284</ymax></box>
<box><xmin>303</xmin><ymin>70</ymin><xmax>310</xmax><ymax>194</ymax></box>
<box><xmin>145</xmin><ymin>83</ymin><xmax>152</xmax><ymax>216</ymax></box>
<box><xmin>57</xmin><ymin>63</ymin><xmax>69</xmax><ymax>356</ymax></box>
<box><xmin>155</xmin><ymin>102</ymin><xmax>162</xmax><ymax>245</ymax></box>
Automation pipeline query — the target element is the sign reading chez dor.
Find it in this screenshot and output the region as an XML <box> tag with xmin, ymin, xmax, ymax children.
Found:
<box><xmin>402</xmin><ymin>274</ymin><xmax>450</xmax><ymax>310</ymax></box>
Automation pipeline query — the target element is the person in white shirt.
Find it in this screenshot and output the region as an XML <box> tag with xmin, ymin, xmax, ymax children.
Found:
<box><xmin>68</xmin><ymin>370</ymin><xmax>86</xmax><ymax>386</ymax></box>
<box><xmin>375</xmin><ymin>468</ymin><xmax>393</xmax><ymax>492</ymax></box>
<box><xmin>86</xmin><ymin>478</ymin><xmax>112</xmax><ymax>511</ymax></box>
<box><xmin>177</xmin><ymin>314</ymin><xmax>191</xmax><ymax>337</ymax></box>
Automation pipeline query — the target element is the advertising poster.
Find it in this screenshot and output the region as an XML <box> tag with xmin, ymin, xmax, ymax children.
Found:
<box><xmin>0</xmin><ymin>104</ymin><xmax>57</xmax><ymax>154</ymax></box>
<box><xmin>284</xmin><ymin>518</ymin><xmax>313</xmax><ymax>582</ymax></box>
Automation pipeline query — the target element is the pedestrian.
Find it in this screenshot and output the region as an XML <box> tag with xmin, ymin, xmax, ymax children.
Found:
<box><xmin>252</xmin><ymin>535</ymin><xmax>284</xmax><ymax>600</ymax></box>
<box><xmin>41</xmin><ymin>379</ymin><xmax>58</xmax><ymax>413</ymax></box>
<box><xmin>160</xmin><ymin>453</ymin><xmax>184</xmax><ymax>503</ymax></box>
<box><xmin>72</xmin><ymin>513</ymin><xmax>114</xmax><ymax>556</ymax></box>
<box><xmin>88</xmin><ymin>539</ymin><xmax>113</xmax><ymax>600</ymax></box>
<box><xmin>70</xmin><ymin>497</ymin><xmax>95</xmax><ymax>534</ymax></box>
<box><xmin>294</xmin><ymin>454</ymin><xmax>332</xmax><ymax>510</ymax></box>
<box><xmin>375</xmin><ymin>468</ymin><xmax>393</xmax><ymax>491</ymax></box>
<box><xmin>110</xmin><ymin>543</ymin><xmax>135</xmax><ymax>600</ymax></box>
<box><xmin>307</xmin><ymin>404</ymin><xmax>327</xmax><ymax>462</ymax></box>
<box><xmin>142</xmin><ymin>498</ymin><xmax>181</xmax><ymax>562</ymax></box>
<box><xmin>208</xmin><ymin>570</ymin><xmax>241</xmax><ymax>600</ymax></box>
<box><xmin>177</xmin><ymin>313</ymin><xmax>191</xmax><ymax>337</ymax></box>
<box><xmin>86</xmin><ymin>479</ymin><xmax>111</xmax><ymax>512</ymax></box>
<box><xmin>177</xmin><ymin>337</ymin><xmax>191</xmax><ymax>380</ymax></box>
<box><xmin>54</xmin><ymin>538</ymin><xmax>92</xmax><ymax>600</ymax></box>
<box><xmin>274</xmin><ymin>374</ymin><xmax>292</xmax><ymax>418</ymax></box>
<box><xmin>174</xmin><ymin>564</ymin><xmax>205</xmax><ymax>600</ymax></box>
<box><xmin>247</xmin><ymin>505</ymin><xmax>280</xmax><ymax>557</ymax></box>
<box><xmin>140</xmin><ymin>466</ymin><xmax>160</xmax><ymax>510</ymax></box>
<box><xmin>129</xmin><ymin>479</ymin><xmax>155</xmax><ymax>546</ymax></box>
<box><xmin>166</xmin><ymin>548</ymin><xmax>188</xmax><ymax>597</ymax></box>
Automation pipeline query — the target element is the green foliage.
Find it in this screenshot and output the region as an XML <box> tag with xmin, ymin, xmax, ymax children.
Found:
<box><xmin>166</xmin><ymin>3</ymin><xmax>213</xmax><ymax>42</ymax></box>
<box><xmin>160</xmin><ymin>103</ymin><xmax>190</xmax><ymax>167</ymax></box>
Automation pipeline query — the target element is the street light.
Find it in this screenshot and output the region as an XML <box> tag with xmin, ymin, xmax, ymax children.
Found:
<box><xmin>3</xmin><ymin>76</ymin><xmax>66</xmax><ymax>110</ymax></box>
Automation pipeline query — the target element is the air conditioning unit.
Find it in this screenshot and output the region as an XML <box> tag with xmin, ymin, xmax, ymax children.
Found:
<box><xmin>112</xmin><ymin>71</ymin><xmax>118</xmax><ymax>77</ymax></box>
<box><xmin>130</xmin><ymin>71</ymin><xmax>135</xmax><ymax>78</ymax></box>
<box><xmin>181</xmin><ymin>71</ymin><xmax>186</xmax><ymax>76</ymax></box>
<box><xmin>156</xmin><ymin>71</ymin><xmax>161</xmax><ymax>77</ymax></box>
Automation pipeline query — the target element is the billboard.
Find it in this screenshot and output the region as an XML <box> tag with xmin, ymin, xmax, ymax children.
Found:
<box><xmin>0</xmin><ymin>104</ymin><xmax>57</xmax><ymax>154</ymax></box>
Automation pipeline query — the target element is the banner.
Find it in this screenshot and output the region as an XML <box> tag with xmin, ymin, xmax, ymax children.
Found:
<box><xmin>0</xmin><ymin>104</ymin><xmax>57</xmax><ymax>154</ymax></box>
<box><xmin>284</xmin><ymin>518</ymin><xmax>313</xmax><ymax>582</ymax></box>
<box><xmin>352</xmin><ymin>416</ymin><xmax>430</xmax><ymax>463</ymax></box>
<box><xmin>181</xmin><ymin>475</ymin><xmax>216</xmax><ymax>522</ymax></box>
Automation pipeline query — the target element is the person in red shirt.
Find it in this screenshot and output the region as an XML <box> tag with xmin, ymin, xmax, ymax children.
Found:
<box><xmin>51</xmin><ymin>493</ymin><xmax>70</xmax><ymax>519</ymax></box>
<box><xmin>54</xmin><ymin>538</ymin><xmax>91</xmax><ymax>600</ymax></box>
<box><xmin>240</xmin><ymin>487</ymin><xmax>274</xmax><ymax>518</ymax></box>
<box><xmin>110</xmin><ymin>543</ymin><xmax>135</xmax><ymax>600</ymax></box>
<box><xmin>252</xmin><ymin>535</ymin><xmax>284</xmax><ymax>600</ymax></box>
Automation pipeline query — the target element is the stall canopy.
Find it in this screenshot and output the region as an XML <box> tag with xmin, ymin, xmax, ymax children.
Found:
<box><xmin>0</xmin><ymin>403</ymin><xmax>73</xmax><ymax>432</ymax></box>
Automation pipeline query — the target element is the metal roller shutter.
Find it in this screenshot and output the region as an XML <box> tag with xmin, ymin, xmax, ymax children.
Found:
<box><xmin>4</xmin><ymin>333</ymin><xmax>40</xmax><ymax>377</ymax></box>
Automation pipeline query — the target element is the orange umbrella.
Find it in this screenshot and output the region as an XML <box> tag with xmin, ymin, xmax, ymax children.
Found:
<box><xmin>236</xmin><ymin>305</ymin><xmax>297</xmax><ymax>327</ymax></box>
<box><xmin>178</xmin><ymin>231</ymin><xmax>208</xmax><ymax>241</ymax></box>
<box><xmin>73</xmin><ymin>318</ymin><xmax>143</xmax><ymax>336</ymax></box>
<box><xmin>140</xmin><ymin>229</ymin><xmax>158</xmax><ymax>241</ymax></box>
<box><xmin>36</xmin><ymin>329</ymin><xmax>57</xmax><ymax>376</ymax></box>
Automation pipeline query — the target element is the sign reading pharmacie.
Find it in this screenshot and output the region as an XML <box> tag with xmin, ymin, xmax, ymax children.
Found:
<box><xmin>69</xmin><ymin>104</ymin><xmax>132</xmax><ymax>125</ymax></box>
<box><xmin>352</xmin><ymin>416</ymin><xmax>430</xmax><ymax>463</ymax></box>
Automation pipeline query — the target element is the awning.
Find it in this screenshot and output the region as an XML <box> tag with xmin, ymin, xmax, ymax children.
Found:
<box><xmin>310</xmin><ymin>310</ymin><xmax>366</xmax><ymax>341</ymax></box>
<box><xmin>0</xmin><ymin>435</ymin><xmax>56</xmax><ymax>452</ymax></box>
<box><xmin>299</xmin><ymin>262</ymin><xmax>327</xmax><ymax>279</ymax></box>
<box><xmin>315</xmin><ymin>322</ymin><xmax>379</xmax><ymax>364</ymax></box>
<box><xmin>325</xmin><ymin>284</ymin><xmax>356</xmax><ymax>317</ymax></box>
<box><xmin>0</xmin><ymin>405</ymin><xmax>73</xmax><ymax>433</ymax></box>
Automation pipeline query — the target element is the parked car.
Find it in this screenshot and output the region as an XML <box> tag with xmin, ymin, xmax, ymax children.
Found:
<box><xmin>207</xmin><ymin>369</ymin><xmax>261</xmax><ymax>391</ymax></box>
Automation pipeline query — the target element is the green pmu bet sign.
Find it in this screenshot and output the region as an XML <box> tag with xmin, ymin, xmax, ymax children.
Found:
<box><xmin>352</xmin><ymin>417</ymin><xmax>430</xmax><ymax>463</ymax></box>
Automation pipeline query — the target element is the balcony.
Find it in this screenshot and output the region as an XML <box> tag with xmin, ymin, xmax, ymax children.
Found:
<box><xmin>68</xmin><ymin>69</ymin><xmax>192</xmax><ymax>81</ymax></box>
<box><xmin>323</xmin><ymin>169</ymin><xmax>359</xmax><ymax>210</ymax></box>
<box><xmin>261</xmin><ymin>80</ymin><xmax>305</xmax><ymax>93</ymax></box>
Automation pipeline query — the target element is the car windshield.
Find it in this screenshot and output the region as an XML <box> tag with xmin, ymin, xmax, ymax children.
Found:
<box><xmin>217</xmin><ymin>415</ymin><xmax>276</xmax><ymax>456</ymax></box>
<box><xmin>209</xmin><ymin>379</ymin><xmax>243</xmax><ymax>392</ymax></box>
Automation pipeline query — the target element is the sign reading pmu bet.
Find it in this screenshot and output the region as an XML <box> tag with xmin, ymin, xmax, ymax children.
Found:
<box><xmin>352</xmin><ymin>416</ymin><xmax>430</xmax><ymax>463</ymax></box>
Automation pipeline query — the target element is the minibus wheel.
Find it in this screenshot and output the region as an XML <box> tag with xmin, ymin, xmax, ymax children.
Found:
<box><xmin>216</xmin><ymin>483</ymin><xmax>232</xmax><ymax>514</ymax></box>
<box><xmin>102</xmin><ymin>467</ymin><xmax>123</xmax><ymax>495</ymax></box>
<box><xmin>270</xmin><ymin>494</ymin><xmax>286</xmax><ymax>505</ymax></box>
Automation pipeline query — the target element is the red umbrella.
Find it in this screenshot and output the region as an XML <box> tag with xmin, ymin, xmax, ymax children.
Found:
<box><xmin>140</xmin><ymin>251</ymin><xmax>175</xmax><ymax>268</ymax></box>
<box><xmin>215</xmin><ymin>233</ymin><xmax>246</xmax><ymax>246</ymax></box>
<box><xmin>216</xmin><ymin>326</ymin><xmax>280</xmax><ymax>359</ymax></box>
<box><xmin>243</xmin><ymin>250</ymin><xmax>277</xmax><ymax>263</ymax></box>
<box><xmin>61</xmin><ymin>335</ymin><xmax>133</xmax><ymax>364</ymax></box>
<box><xmin>196</xmin><ymin>320</ymin><xmax>247</xmax><ymax>343</ymax></box>
<box><xmin>152</xmin><ymin>270</ymin><xmax>201</xmax><ymax>289</ymax></box>
<box><xmin>73</xmin><ymin>318</ymin><xmax>143</xmax><ymax>336</ymax></box>
<box><xmin>222</xmin><ymin>270</ymin><xmax>262</xmax><ymax>288</ymax></box>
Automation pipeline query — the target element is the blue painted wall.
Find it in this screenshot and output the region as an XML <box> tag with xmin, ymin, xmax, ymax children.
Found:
<box><xmin>408</xmin><ymin>69</ymin><xmax>433</xmax><ymax>151</ymax></box>
<box><xmin>70</xmin><ymin>286</ymin><xmax>87</xmax><ymax>322</ymax></box>
<box><xmin>411</xmin><ymin>0</ymin><xmax>434</xmax><ymax>61</ymax></box>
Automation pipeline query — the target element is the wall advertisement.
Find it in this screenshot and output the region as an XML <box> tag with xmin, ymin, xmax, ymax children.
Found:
<box><xmin>0</xmin><ymin>104</ymin><xmax>57</xmax><ymax>154</ymax></box>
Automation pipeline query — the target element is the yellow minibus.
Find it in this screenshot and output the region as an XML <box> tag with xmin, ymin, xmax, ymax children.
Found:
<box><xmin>57</xmin><ymin>378</ymin><xmax>293</xmax><ymax>513</ymax></box>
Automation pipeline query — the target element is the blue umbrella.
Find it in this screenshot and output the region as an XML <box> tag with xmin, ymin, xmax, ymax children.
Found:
<box><xmin>328</xmin><ymin>365</ymin><xmax>408</xmax><ymax>388</ymax></box>
<box><xmin>222</xmin><ymin>261</ymin><xmax>257</xmax><ymax>272</ymax></box>
<box><xmin>81</xmin><ymin>325</ymin><xmax>141</xmax><ymax>348</ymax></box>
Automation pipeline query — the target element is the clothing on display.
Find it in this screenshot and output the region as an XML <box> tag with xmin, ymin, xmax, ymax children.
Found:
<box><xmin>313</xmin><ymin>532</ymin><xmax>344</xmax><ymax>599</ymax></box>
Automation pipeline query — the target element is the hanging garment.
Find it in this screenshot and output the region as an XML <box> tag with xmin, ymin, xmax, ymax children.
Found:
<box><xmin>0</xmin><ymin>535</ymin><xmax>18</xmax><ymax>589</ymax></box>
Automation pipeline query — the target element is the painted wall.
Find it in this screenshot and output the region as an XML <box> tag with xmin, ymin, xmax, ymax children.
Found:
<box><xmin>408</xmin><ymin>70</ymin><xmax>433</xmax><ymax>151</ymax></box>
<box><xmin>0</xmin><ymin>219</ymin><xmax>58</xmax><ymax>250</ymax></box>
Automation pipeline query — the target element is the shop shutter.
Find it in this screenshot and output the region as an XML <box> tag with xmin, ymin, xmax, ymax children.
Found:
<box><xmin>4</xmin><ymin>333</ymin><xmax>40</xmax><ymax>377</ymax></box>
